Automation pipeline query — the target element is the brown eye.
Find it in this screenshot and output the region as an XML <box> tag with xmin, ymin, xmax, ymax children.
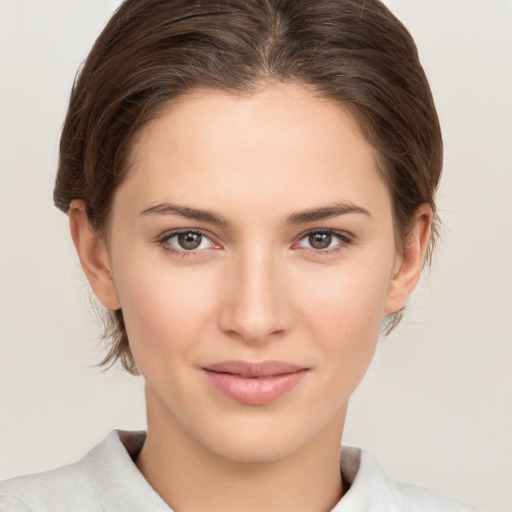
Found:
<box><xmin>178</xmin><ymin>232</ymin><xmax>203</xmax><ymax>250</ymax></box>
<box><xmin>159</xmin><ymin>229</ymin><xmax>217</xmax><ymax>255</ymax></box>
<box><xmin>308</xmin><ymin>232</ymin><xmax>333</xmax><ymax>249</ymax></box>
<box><xmin>296</xmin><ymin>230</ymin><xmax>350</xmax><ymax>253</ymax></box>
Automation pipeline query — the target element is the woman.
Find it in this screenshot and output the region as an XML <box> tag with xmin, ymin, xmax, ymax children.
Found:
<box><xmin>0</xmin><ymin>0</ymin><xmax>486</xmax><ymax>510</ymax></box>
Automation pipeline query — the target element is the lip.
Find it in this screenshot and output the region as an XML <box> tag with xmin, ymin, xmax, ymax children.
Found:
<box><xmin>202</xmin><ymin>360</ymin><xmax>309</xmax><ymax>406</ymax></box>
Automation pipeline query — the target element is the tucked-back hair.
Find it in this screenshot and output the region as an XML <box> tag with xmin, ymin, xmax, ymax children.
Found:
<box><xmin>54</xmin><ymin>0</ymin><xmax>443</xmax><ymax>374</ymax></box>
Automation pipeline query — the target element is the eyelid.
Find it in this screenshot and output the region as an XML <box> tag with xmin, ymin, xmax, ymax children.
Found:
<box><xmin>156</xmin><ymin>227</ymin><xmax>353</xmax><ymax>257</ymax></box>
<box><xmin>157</xmin><ymin>228</ymin><xmax>220</xmax><ymax>255</ymax></box>
<box><xmin>293</xmin><ymin>228</ymin><xmax>353</xmax><ymax>252</ymax></box>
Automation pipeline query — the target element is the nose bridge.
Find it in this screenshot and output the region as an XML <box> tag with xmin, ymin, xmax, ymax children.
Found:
<box><xmin>219</xmin><ymin>242</ymin><xmax>291</xmax><ymax>343</ymax></box>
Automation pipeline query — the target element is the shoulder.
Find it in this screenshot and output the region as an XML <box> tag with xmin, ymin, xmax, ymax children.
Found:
<box><xmin>0</xmin><ymin>453</ymin><xmax>99</xmax><ymax>512</ymax></box>
<box><xmin>0</xmin><ymin>430</ymin><xmax>168</xmax><ymax>512</ymax></box>
<box><xmin>392</xmin><ymin>480</ymin><xmax>483</xmax><ymax>511</ymax></box>
<box><xmin>335</xmin><ymin>446</ymin><xmax>484</xmax><ymax>512</ymax></box>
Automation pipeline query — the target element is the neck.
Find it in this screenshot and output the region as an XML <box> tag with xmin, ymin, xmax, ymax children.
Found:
<box><xmin>136</xmin><ymin>393</ymin><xmax>346</xmax><ymax>512</ymax></box>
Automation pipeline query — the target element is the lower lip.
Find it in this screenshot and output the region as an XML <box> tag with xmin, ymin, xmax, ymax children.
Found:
<box><xmin>203</xmin><ymin>369</ymin><xmax>308</xmax><ymax>406</ymax></box>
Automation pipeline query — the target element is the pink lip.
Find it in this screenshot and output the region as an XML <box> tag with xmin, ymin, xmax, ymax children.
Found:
<box><xmin>202</xmin><ymin>360</ymin><xmax>308</xmax><ymax>406</ymax></box>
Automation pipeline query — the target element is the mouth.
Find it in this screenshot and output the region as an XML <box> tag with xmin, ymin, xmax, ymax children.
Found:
<box><xmin>202</xmin><ymin>360</ymin><xmax>309</xmax><ymax>406</ymax></box>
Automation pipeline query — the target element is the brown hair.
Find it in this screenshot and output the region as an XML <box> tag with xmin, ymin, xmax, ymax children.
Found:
<box><xmin>54</xmin><ymin>0</ymin><xmax>443</xmax><ymax>374</ymax></box>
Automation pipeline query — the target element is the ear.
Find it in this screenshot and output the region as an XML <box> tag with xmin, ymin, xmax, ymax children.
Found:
<box><xmin>385</xmin><ymin>204</ymin><xmax>432</xmax><ymax>314</ymax></box>
<box><xmin>69</xmin><ymin>200</ymin><xmax>121</xmax><ymax>310</ymax></box>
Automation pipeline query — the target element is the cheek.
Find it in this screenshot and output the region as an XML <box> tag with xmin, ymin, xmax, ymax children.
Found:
<box><xmin>297</xmin><ymin>258</ymin><xmax>391</xmax><ymax>333</ymax></box>
<box><xmin>294</xmin><ymin>259</ymin><xmax>392</xmax><ymax>383</ymax></box>
<box><xmin>111</xmin><ymin>252</ymin><xmax>218</xmax><ymax>363</ymax></box>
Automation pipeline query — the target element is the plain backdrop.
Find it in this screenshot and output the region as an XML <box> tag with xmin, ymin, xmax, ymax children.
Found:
<box><xmin>0</xmin><ymin>1</ymin><xmax>511</xmax><ymax>511</ymax></box>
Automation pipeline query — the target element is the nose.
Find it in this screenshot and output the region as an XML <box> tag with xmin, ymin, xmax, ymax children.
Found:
<box><xmin>218</xmin><ymin>247</ymin><xmax>294</xmax><ymax>345</ymax></box>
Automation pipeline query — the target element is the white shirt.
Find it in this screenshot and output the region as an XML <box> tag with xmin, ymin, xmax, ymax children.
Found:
<box><xmin>0</xmin><ymin>430</ymin><xmax>483</xmax><ymax>511</ymax></box>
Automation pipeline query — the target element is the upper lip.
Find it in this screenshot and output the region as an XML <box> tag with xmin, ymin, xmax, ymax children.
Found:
<box><xmin>203</xmin><ymin>360</ymin><xmax>307</xmax><ymax>378</ymax></box>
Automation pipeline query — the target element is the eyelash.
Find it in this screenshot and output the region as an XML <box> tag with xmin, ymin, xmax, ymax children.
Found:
<box><xmin>157</xmin><ymin>229</ymin><xmax>218</xmax><ymax>258</ymax></box>
<box><xmin>294</xmin><ymin>229</ymin><xmax>353</xmax><ymax>255</ymax></box>
<box><xmin>157</xmin><ymin>228</ymin><xmax>353</xmax><ymax>257</ymax></box>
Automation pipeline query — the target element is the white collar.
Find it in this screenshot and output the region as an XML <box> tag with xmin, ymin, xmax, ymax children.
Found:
<box><xmin>83</xmin><ymin>430</ymin><xmax>475</xmax><ymax>512</ymax></box>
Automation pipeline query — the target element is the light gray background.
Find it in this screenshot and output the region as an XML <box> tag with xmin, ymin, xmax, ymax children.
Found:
<box><xmin>0</xmin><ymin>1</ymin><xmax>511</xmax><ymax>511</ymax></box>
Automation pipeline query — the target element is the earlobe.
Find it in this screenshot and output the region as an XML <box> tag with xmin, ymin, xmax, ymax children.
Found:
<box><xmin>384</xmin><ymin>204</ymin><xmax>432</xmax><ymax>314</ymax></box>
<box><xmin>68</xmin><ymin>201</ymin><xmax>121</xmax><ymax>310</ymax></box>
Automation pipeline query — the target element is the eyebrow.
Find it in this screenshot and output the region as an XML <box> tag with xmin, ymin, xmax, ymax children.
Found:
<box><xmin>287</xmin><ymin>202</ymin><xmax>371</xmax><ymax>224</ymax></box>
<box><xmin>140</xmin><ymin>203</ymin><xmax>229</xmax><ymax>226</ymax></box>
<box><xmin>139</xmin><ymin>201</ymin><xmax>371</xmax><ymax>226</ymax></box>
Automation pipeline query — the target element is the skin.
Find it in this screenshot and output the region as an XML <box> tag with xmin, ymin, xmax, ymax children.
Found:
<box><xmin>70</xmin><ymin>82</ymin><xmax>431</xmax><ymax>512</ymax></box>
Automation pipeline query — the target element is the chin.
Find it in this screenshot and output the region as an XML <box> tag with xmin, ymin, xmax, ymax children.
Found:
<box><xmin>206</xmin><ymin>431</ymin><xmax>307</xmax><ymax>464</ymax></box>
<box><xmin>191</xmin><ymin>408</ymin><xmax>341</xmax><ymax>465</ymax></box>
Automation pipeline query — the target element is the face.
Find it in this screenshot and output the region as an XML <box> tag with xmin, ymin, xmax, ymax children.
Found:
<box><xmin>94</xmin><ymin>83</ymin><xmax>413</xmax><ymax>463</ymax></box>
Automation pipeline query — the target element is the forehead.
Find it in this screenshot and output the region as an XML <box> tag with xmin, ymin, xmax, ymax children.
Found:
<box><xmin>116</xmin><ymin>83</ymin><xmax>390</xmax><ymax>220</ymax></box>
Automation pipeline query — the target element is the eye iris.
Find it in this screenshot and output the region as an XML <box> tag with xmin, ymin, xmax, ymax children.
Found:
<box><xmin>178</xmin><ymin>232</ymin><xmax>202</xmax><ymax>250</ymax></box>
<box><xmin>309</xmin><ymin>232</ymin><xmax>332</xmax><ymax>249</ymax></box>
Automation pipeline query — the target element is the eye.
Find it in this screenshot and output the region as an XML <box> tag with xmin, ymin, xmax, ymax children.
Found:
<box><xmin>296</xmin><ymin>230</ymin><xmax>351</xmax><ymax>252</ymax></box>
<box><xmin>159</xmin><ymin>229</ymin><xmax>217</xmax><ymax>253</ymax></box>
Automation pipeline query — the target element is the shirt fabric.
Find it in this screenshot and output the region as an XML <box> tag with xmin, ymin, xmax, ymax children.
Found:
<box><xmin>0</xmin><ymin>430</ymin><xmax>483</xmax><ymax>511</ymax></box>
